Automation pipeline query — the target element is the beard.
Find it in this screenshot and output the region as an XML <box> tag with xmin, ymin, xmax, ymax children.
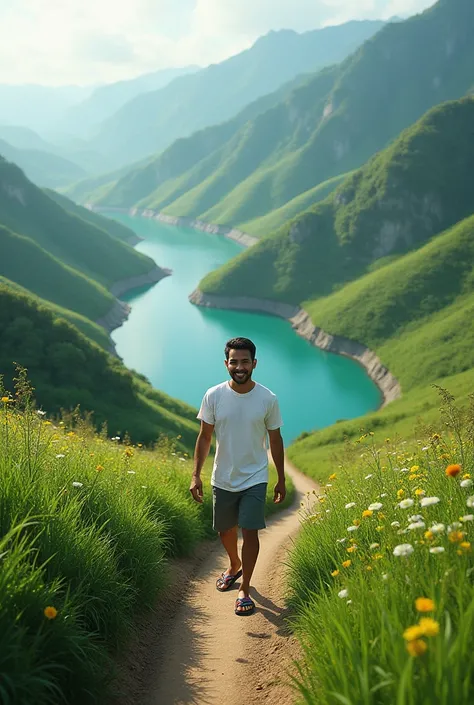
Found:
<box><xmin>230</xmin><ymin>369</ymin><xmax>252</xmax><ymax>385</ymax></box>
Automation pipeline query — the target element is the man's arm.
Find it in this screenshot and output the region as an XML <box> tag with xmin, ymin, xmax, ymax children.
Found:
<box><xmin>268</xmin><ymin>428</ymin><xmax>286</xmax><ymax>504</ymax></box>
<box><xmin>189</xmin><ymin>420</ymin><xmax>214</xmax><ymax>503</ymax></box>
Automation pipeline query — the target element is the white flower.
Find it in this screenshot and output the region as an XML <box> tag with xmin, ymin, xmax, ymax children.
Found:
<box><xmin>422</xmin><ymin>446</ymin><xmax>430</xmax><ymax>451</ymax></box>
<box><xmin>461</xmin><ymin>515</ymin><xmax>474</xmax><ymax>522</ymax></box>
<box><xmin>370</xmin><ymin>543</ymin><xmax>380</xmax><ymax>550</ymax></box>
<box><xmin>55</xmin><ymin>454</ymin><xmax>65</xmax><ymax>459</ymax></box>
<box><xmin>127</xmin><ymin>471</ymin><xmax>136</xmax><ymax>475</ymax></box>
<box><xmin>336</xmin><ymin>538</ymin><xmax>347</xmax><ymax>544</ymax></box>
<box><xmin>408</xmin><ymin>515</ymin><xmax>423</xmax><ymax>522</ymax></box>
<box><xmin>408</xmin><ymin>521</ymin><xmax>425</xmax><ymax>531</ymax></box>
<box><xmin>420</xmin><ymin>496</ymin><xmax>440</xmax><ymax>507</ymax></box>
<box><xmin>72</xmin><ymin>482</ymin><xmax>83</xmax><ymax>488</ymax></box>
<box><xmin>448</xmin><ymin>522</ymin><xmax>463</xmax><ymax>532</ymax></box>
<box><xmin>365</xmin><ymin>474</ymin><xmax>373</xmax><ymax>480</ymax></box>
<box><xmin>36</xmin><ymin>410</ymin><xmax>46</xmax><ymax>416</ymax></box>
<box><xmin>461</xmin><ymin>479</ymin><xmax>473</xmax><ymax>488</ymax></box>
<box><xmin>141</xmin><ymin>486</ymin><xmax>147</xmax><ymax>489</ymax></box>
<box><xmin>380</xmin><ymin>493</ymin><xmax>388</xmax><ymax>498</ymax></box>
<box><xmin>467</xmin><ymin>497</ymin><xmax>474</xmax><ymax>509</ymax></box>
<box><xmin>393</xmin><ymin>543</ymin><xmax>414</xmax><ymax>557</ymax></box>
<box><xmin>338</xmin><ymin>589</ymin><xmax>349</xmax><ymax>599</ymax></box>
<box><xmin>326</xmin><ymin>483</ymin><xmax>333</xmax><ymax>487</ymax></box>
<box><xmin>347</xmin><ymin>599</ymin><xmax>353</xmax><ymax>605</ymax></box>
<box><xmin>326</xmin><ymin>509</ymin><xmax>331</xmax><ymax>513</ymax></box>
<box><xmin>382</xmin><ymin>573</ymin><xmax>389</xmax><ymax>581</ymax></box>
<box><xmin>430</xmin><ymin>546</ymin><xmax>445</xmax><ymax>554</ymax></box>
<box><xmin>397</xmin><ymin>528</ymin><xmax>409</xmax><ymax>535</ymax></box>
<box><xmin>399</xmin><ymin>499</ymin><xmax>414</xmax><ymax>509</ymax></box>
<box><xmin>179</xmin><ymin>457</ymin><xmax>186</xmax><ymax>462</ymax></box>
<box><xmin>430</xmin><ymin>523</ymin><xmax>445</xmax><ymax>534</ymax></box>
<box><xmin>347</xmin><ymin>525</ymin><xmax>359</xmax><ymax>532</ymax></box>
<box><xmin>345</xmin><ymin>502</ymin><xmax>356</xmax><ymax>509</ymax></box>
<box><xmin>400</xmin><ymin>468</ymin><xmax>410</xmax><ymax>473</ymax></box>
<box><xmin>369</xmin><ymin>502</ymin><xmax>383</xmax><ymax>511</ymax></box>
<box><xmin>111</xmin><ymin>436</ymin><xmax>121</xmax><ymax>441</ymax></box>
<box><xmin>391</xmin><ymin>521</ymin><xmax>401</xmax><ymax>528</ymax></box>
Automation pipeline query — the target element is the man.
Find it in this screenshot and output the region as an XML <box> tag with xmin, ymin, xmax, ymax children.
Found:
<box><xmin>189</xmin><ymin>337</ymin><xmax>286</xmax><ymax>616</ymax></box>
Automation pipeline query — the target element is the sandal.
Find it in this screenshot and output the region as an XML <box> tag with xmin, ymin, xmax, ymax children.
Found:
<box><xmin>216</xmin><ymin>569</ymin><xmax>242</xmax><ymax>592</ymax></box>
<box><xmin>235</xmin><ymin>596</ymin><xmax>255</xmax><ymax>616</ymax></box>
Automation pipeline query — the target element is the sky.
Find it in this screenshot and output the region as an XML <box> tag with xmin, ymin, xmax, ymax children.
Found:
<box><xmin>0</xmin><ymin>0</ymin><xmax>437</xmax><ymax>86</ymax></box>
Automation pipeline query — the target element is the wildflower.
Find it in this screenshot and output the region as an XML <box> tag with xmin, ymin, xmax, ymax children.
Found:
<box><xmin>415</xmin><ymin>489</ymin><xmax>426</xmax><ymax>497</ymax></box>
<box><xmin>1</xmin><ymin>396</ymin><xmax>12</xmax><ymax>403</ymax></box>
<box><xmin>369</xmin><ymin>503</ymin><xmax>383</xmax><ymax>511</ymax></box>
<box><xmin>347</xmin><ymin>599</ymin><xmax>353</xmax><ymax>605</ymax></box>
<box><xmin>352</xmin><ymin>520</ymin><xmax>361</xmax><ymax>526</ymax></box>
<box><xmin>399</xmin><ymin>499</ymin><xmax>414</xmax><ymax>509</ymax></box>
<box><xmin>72</xmin><ymin>482</ymin><xmax>83</xmax><ymax>488</ymax></box>
<box><xmin>366</xmin><ymin>565</ymin><xmax>373</xmax><ymax>571</ymax></box>
<box><xmin>397</xmin><ymin>489</ymin><xmax>405</xmax><ymax>498</ymax></box>
<box><xmin>415</xmin><ymin>597</ymin><xmax>435</xmax><ymax>612</ymax></box>
<box><xmin>400</xmin><ymin>468</ymin><xmax>410</xmax><ymax>473</ymax></box>
<box><xmin>432</xmin><ymin>434</ymin><xmax>441</xmax><ymax>443</ymax></box>
<box><xmin>376</xmin><ymin>526</ymin><xmax>385</xmax><ymax>532</ymax></box>
<box><xmin>44</xmin><ymin>606</ymin><xmax>58</xmax><ymax>620</ymax></box>
<box><xmin>449</xmin><ymin>521</ymin><xmax>463</xmax><ymax>530</ymax></box>
<box><xmin>127</xmin><ymin>470</ymin><xmax>136</xmax><ymax>475</ymax></box>
<box><xmin>430</xmin><ymin>546</ymin><xmax>445</xmax><ymax>554</ymax></box>
<box><xmin>461</xmin><ymin>479</ymin><xmax>473</xmax><ymax>488</ymax></box>
<box><xmin>393</xmin><ymin>544</ymin><xmax>414</xmax><ymax>557</ymax></box>
<box><xmin>406</xmin><ymin>639</ymin><xmax>428</xmax><ymax>657</ymax></box>
<box><xmin>331</xmin><ymin>570</ymin><xmax>340</xmax><ymax>577</ymax></box>
<box><xmin>347</xmin><ymin>546</ymin><xmax>357</xmax><ymax>553</ymax></box>
<box><xmin>336</xmin><ymin>538</ymin><xmax>347</xmax><ymax>544</ymax></box>
<box><xmin>422</xmin><ymin>446</ymin><xmax>430</xmax><ymax>452</ymax></box>
<box><xmin>362</xmin><ymin>510</ymin><xmax>373</xmax><ymax>518</ymax></box>
<box><xmin>420</xmin><ymin>496</ymin><xmax>440</xmax><ymax>507</ymax></box>
<box><xmin>345</xmin><ymin>502</ymin><xmax>356</xmax><ymax>509</ymax></box>
<box><xmin>461</xmin><ymin>515</ymin><xmax>474</xmax><ymax>522</ymax></box>
<box><xmin>342</xmin><ymin>560</ymin><xmax>351</xmax><ymax>568</ymax></box>
<box><xmin>338</xmin><ymin>589</ymin><xmax>349</xmax><ymax>599</ymax></box>
<box><xmin>329</xmin><ymin>473</ymin><xmax>337</xmax><ymax>480</ymax></box>
<box><xmin>408</xmin><ymin>521</ymin><xmax>425</xmax><ymax>531</ymax></box>
<box><xmin>431</xmin><ymin>523</ymin><xmax>445</xmax><ymax>534</ymax></box>
<box><xmin>403</xmin><ymin>624</ymin><xmax>424</xmax><ymax>641</ymax></box>
<box><xmin>365</xmin><ymin>474</ymin><xmax>373</xmax><ymax>480</ymax></box>
<box><xmin>424</xmin><ymin>531</ymin><xmax>434</xmax><ymax>540</ymax></box>
<box><xmin>373</xmin><ymin>553</ymin><xmax>384</xmax><ymax>560</ymax></box>
<box><xmin>382</xmin><ymin>573</ymin><xmax>389</xmax><ymax>581</ymax></box>
<box><xmin>96</xmin><ymin>465</ymin><xmax>104</xmax><ymax>472</ymax></box>
<box><xmin>449</xmin><ymin>531</ymin><xmax>464</xmax><ymax>543</ymax></box>
<box><xmin>55</xmin><ymin>454</ymin><xmax>65</xmax><ymax>459</ymax></box>
<box><xmin>463</xmin><ymin>473</ymin><xmax>471</xmax><ymax>480</ymax></box>
<box><xmin>459</xmin><ymin>542</ymin><xmax>471</xmax><ymax>552</ymax></box>
<box><xmin>467</xmin><ymin>497</ymin><xmax>474</xmax><ymax>509</ymax></box>
<box><xmin>36</xmin><ymin>410</ymin><xmax>46</xmax><ymax>416</ymax></box>
<box><xmin>370</xmin><ymin>543</ymin><xmax>380</xmax><ymax>550</ymax></box>
<box><xmin>391</xmin><ymin>521</ymin><xmax>401</xmax><ymax>528</ymax></box>
<box><xmin>419</xmin><ymin>618</ymin><xmax>440</xmax><ymax>637</ymax></box>
<box><xmin>409</xmin><ymin>515</ymin><xmax>424</xmax><ymax>522</ymax></box>
<box><xmin>380</xmin><ymin>493</ymin><xmax>388</xmax><ymax>498</ymax></box>
<box><xmin>446</xmin><ymin>464</ymin><xmax>462</xmax><ymax>478</ymax></box>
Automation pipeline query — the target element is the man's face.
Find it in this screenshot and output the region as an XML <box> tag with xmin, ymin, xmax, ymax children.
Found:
<box><xmin>225</xmin><ymin>348</ymin><xmax>256</xmax><ymax>385</ymax></box>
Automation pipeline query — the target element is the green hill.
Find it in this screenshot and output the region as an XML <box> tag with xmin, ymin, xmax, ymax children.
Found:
<box><xmin>0</xmin><ymin>282</ymin><xmax>199</xmax><ymax>446</ymax></box>
<box><xmin>0</xmin><ymin>157</ymin><xmax>159</xmax><ymax>289</ymax></box>
<box><xmin>0</xmin><ymin>138</ymin><xmax>86</xmax><ymax>187</ymax></box>
<box><xmin>85</xmin><ymin>21</ymin><xmax>385</xmax><ymax>169</ymax></box>
<box><xmin>200</xmin><ymin>97</ymin><xmax>474</xmax><ymax>304</ymax></box>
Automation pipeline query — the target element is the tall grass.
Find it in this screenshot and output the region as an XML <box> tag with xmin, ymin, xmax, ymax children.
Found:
<box><xmin>0</xmin><ymin>369</ymin><xmax>293</xmax><ymax>704</ymax></box>
<box><xmin>289</xmin><ymin>388</ymin><xmax>474</xmax><ymax>705</ymax></box>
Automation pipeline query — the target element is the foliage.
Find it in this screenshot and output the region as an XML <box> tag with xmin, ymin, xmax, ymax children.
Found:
<box><xmin>289</xmin><ymin>388</ymin><xmax>474</xmax><ymax>705</ymax></box>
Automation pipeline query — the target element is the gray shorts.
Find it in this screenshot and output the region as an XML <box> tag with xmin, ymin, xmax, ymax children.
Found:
<box><xmin>212</xmin><ymin>483</ymin><xmax>267</xmax><ymax>532</ymax></box>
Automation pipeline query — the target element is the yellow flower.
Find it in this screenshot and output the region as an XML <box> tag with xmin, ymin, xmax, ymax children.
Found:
<box><xmin>329</xmin><ymin>473</ymin><xmax>337</xmax><ymax>481</ymax></box>
<box><xmin>318</xmin><ymin>497</ymin><xmax>326</xmax><ymax>504</ymax></box>
<box><xmin>1</xmin><ymin>396</ymin><xmax>12</xmax><ymax>403</ymax></box>
<box><xmin>411</xmin><ymin>465</ymin><xmax>419</xmax><ymax>473</ymax></box>
<box><xmin>459</xmin><ymin>541</ymin><xmax>471</xmax><ymax>552</ymax></box>
<box><xmin>366</xmin><ymin>566</ymin><xmax>373</xmax><ymax>571</ymax></box>
<box><xmin>463</xmin><ymin>473</ymin><xmax>471</xmax><ymax>480</ymax></box>
<box><xmin>353</xmin><ymin>519</ymin><xmax>361</xmax><ymax>526</ymax></box>
<box><xmin>124</xmin><ymin>448</ymin><xmax>133</xmax><ymax>458</ymax></box>
<box><xmin>415</xmin><ymin>489</ymin><xmax>425</xmax><ymax>496</ymax></box>
<box><xmin>376</xmin><ymin>526</ymin><xmax>385</xmax><ymax>532</ymax></box>
<box><xmin>378</xmin><ymin>513</ymin><xmax>386</xmax><ymax>520</ymax></box>
<box><xmin>446</xmin><ymin>464</ymin><xmax>462</xmax><ymax>478</ymax></box>
<box><xmin>424</xmin><ymin>531</ymin><xmax>434</xmax><ymax>541</ymax></box>
<box><xmin>439</xmin><ymin>453</ymin><xmax>450</xmax><ymax>460</ymax></box>
<box><xmin>331</xmin><ymin>569</ymin><xmax>340</xmax><ymax>577</ymax></box>
<box><xmin>342</xmin><ymin>560</ymin><xmax>351</xmax><ymax>568</ymax></box>
<box><xmin>415</xmin><ymin>597</ymin><xmax>435</xmax><ymax>613</ymax></box>
<box><xmin>347</xmin><ymin>546</ymin><xmax>357</xmax><ymax>554</ymax></box>
<box><xmin>96</xmin><ymin>465</ymin><xmax>104</xmax><ymax>472</ymax></box>
<box><xmin>397</xmin><ymin>489</ymin><xmax>405</xmax><ymax>499</ymax></box>
<box><xmin>418</xmin><ymin>618</ymin><xmax>440</xmax><ymax>637</ymax></box>
<box><xmin>449</xmin><ymin>531</ymin><xmax>465</xmax><ymax>543</ymax></box>
<box><xmin>44</xmin><ymin>606</ymin><xmax>58</xmax><ymax>620</ymax></box>
<box><xmin>373</xmin><ymin>553</ymin><xmax>384</xmax><ymax>560</ymax></box>
<box><xmin>403</xmin><ymin>624</ymin><xmax>424</xmax><ymax>641</ymax></box>
<box><xmin>406</xmin><ymin>639</ymin><xmax>428</xmax><ymax>657</ymax></box>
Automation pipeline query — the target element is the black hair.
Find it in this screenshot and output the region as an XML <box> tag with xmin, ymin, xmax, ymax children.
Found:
<box><xmin>225</xmin><ymin>337</ymin><xmax>256</xmax><ymax>361</ymax></box>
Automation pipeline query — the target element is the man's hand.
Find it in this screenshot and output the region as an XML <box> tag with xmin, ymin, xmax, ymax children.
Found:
<box><xmin>273</xmin><ymin>480</ymin><xmax>286</xmax><ymax>504</ymax></box>
<box><xmin>189</xmin><ymin>475</ymin><xmax>203</xmax><ymax>503</ymax></box>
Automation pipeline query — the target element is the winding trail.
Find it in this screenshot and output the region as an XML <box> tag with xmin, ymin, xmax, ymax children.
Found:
<box><xmin>118</xmin><ymin>460</ymin><xmax>317</xmax><ymax>705</ymax></box>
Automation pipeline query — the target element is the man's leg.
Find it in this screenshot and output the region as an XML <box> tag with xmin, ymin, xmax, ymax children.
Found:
<box><xmin>239</xmin><ymin>529</ymin><xmax>259</xmax><ymax>598</ymax></box>
<box><xmin>219</xmin><ymin>526</ymin><xmax>241</xmax><ymax>576</ymax></box>
<box><xmin>236</xmin><ymin>483</ymin><xmax>267</xmax><ymax>613</ymax></box>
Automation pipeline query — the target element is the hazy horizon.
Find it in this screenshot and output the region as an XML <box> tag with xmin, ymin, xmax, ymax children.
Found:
<box><xmin>0</xmin><ymin>0</ymin><xmax>436</xmax><ymax>87</ymax></box>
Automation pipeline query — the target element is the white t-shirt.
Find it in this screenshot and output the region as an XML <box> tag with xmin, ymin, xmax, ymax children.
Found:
<box><xmin>197</xmin><ymin>381</ymin><xmax>283</xmax><ymax>492</ymax></box>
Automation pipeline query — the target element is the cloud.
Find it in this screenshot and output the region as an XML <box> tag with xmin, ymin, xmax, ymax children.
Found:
<box><xmin>0</xmin><ymin>0</ymin><xmax>436</xmax><ymax>85</ymax></box>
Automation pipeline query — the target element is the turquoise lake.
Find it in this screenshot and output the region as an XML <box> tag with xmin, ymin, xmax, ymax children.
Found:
<box><xmin>111</xmin><ymin>215</ymin><xmax>381</xmax><ymax>444</ymax></box>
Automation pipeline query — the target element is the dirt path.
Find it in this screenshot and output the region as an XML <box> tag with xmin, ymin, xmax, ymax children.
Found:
<box><xmin>115</xmin><ymin>461</ymin><xmax>317</xmax><ymax>705</ymax></box>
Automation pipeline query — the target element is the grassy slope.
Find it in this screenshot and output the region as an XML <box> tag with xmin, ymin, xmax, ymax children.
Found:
<box><xmin>45</xmin><ymin>189</ymin><xmax>139</xmax><ymax>244</ymax></box>
<box><xmin>200</xmin><ymin>97</ymin><xmax>474</xmax><ymax>304</ymax></box>
<box><xmin>0</xmin><ymin>282</ymin><xmax>200</xmax><ymax>447</ymax></box>
<box><xmin>241</xmin><ymin>172</ymin><xmax>350</xmax><ymax>237</ymax></box>
<box><xmin>0</xmin><ymin>225</ymin><xmax>115</xmax><ymax>320</ymax></box>
<box><xmin>0</xmin><ymin>158</ymin><xmax>156</xmax><ymax>289</ymax></box>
